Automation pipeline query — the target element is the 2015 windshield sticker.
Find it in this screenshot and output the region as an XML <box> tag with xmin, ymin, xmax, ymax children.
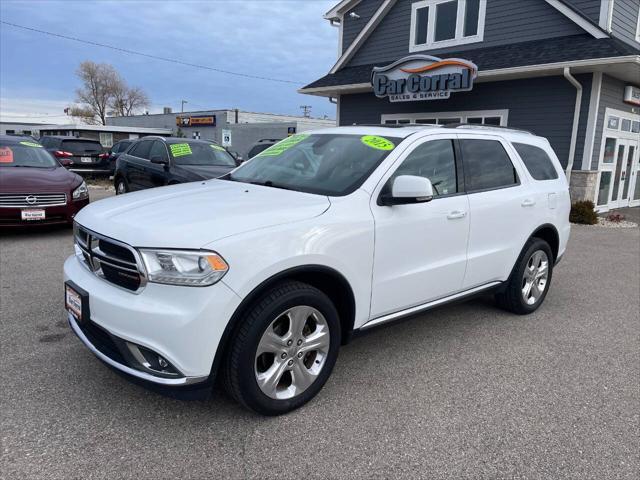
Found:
<box><xmin>0</xmin><ymin>147</ymin><xmax>14</xmax><ymax>163</ymax></box>
<box><xmin>258</xmin><ymin>134</ymin><xmax>310</xmax><ymax>157</ymax></box>
<box><xmin>19</xmin><ymin>141</ymin><xmax>43</xmax><ymax>148</ymax></box>
<box><xmin>361</xmin><ymin>135</ymin><xmax>395</xmax><ymax>151</ymax></box>
<box><xmin>210</xmin><ymin>144</ymin><xmax>226</xmax><ymax>152</ymax></box>
<box><xmin>170</xmin><ymin>143</ymin><xmax>192</xmax><ymax>157</ymax></box>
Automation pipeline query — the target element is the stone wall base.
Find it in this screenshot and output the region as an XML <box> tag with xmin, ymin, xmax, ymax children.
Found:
<box><xmin>569</xmin><ymin>170</ymin><xmax>598</xmax><ymax>204</ymax></box>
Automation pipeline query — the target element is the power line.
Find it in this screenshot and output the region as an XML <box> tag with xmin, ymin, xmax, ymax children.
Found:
<box><xmin>0</xmin><ymin>20</ymin><xmax>304</xmax><ymax>85</ymax></box>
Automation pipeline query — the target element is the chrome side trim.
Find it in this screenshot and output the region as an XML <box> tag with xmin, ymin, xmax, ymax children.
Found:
<box><xmin>68</xmin><ymin>313</ymin><xmax>208</xmax><ymax>386</ymax></box>
<box><xmin>360</xmin><ymin>282</ymin><xmax>502</xmax><ymax>330</ymax></box>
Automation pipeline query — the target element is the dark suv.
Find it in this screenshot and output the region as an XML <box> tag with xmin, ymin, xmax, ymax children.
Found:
<box><xmin>105</xmin><ymin>140</ymin><xmax>133</xmax><ymax>175</ymax></box>
<box><xmin>40</xmin><ymin>136</ymin><xmax>108</xmax><ymax>174</ymax></box>
<box><xmin>113</xmin><ymin>136</ymin><xmax>238</xmax><ymax>194</ymax></box>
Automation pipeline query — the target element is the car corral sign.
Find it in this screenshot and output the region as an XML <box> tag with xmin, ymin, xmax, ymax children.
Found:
<box><xmin>372</xmin><ymin>55</ymin><xmax>478</xmax><ymax>103</ymax></box>
<box><xmin>176</xmin><ymin>115</ymin><xmax>216</xmax><ymax>127</ymax></box>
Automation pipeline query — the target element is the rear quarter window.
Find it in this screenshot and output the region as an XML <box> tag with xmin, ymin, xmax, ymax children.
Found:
<box><xmin>460</xmin><ymin>139</ymin><xmax>519</xmax><ymax>192</ymax></box>
<box><xmin>513</xmin><ymin>143</ymin><xmax>559</xmax><ymax>181</ymax></box>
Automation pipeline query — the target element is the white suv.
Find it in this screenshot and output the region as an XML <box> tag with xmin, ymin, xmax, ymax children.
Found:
<box><xmin>64</xmin><ymin>125</ymin><xmax>571</xmax><ymax>415</ymax></box>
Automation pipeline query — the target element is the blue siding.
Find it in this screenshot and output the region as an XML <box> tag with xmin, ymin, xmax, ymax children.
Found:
<box><xmin>342</xmin><ymin>0</ymin><xmax>385</xmax><ymax>53</ymax></box>
<box><xmin>590</xmin><ymin>74</ymin><xmax>640</xmax><ymax>170</ymax></box>
<box><xmin>348</xmin><ymin>0</ymin><xmax>586</xmax><ymax>67</ymax></box>
<box><xmin>611</xmin><ymin>0</ymin><xmax>640</xmax><ymax>47</ymax></box>
<box><xmin>339</xmin><ymin>74</ymin><xmax>593</xmax><ymax>169</ymax></box>
<box><xmin>562</xmin><ymin>0</ymin><xmax>602</xmax><ymax>23</ymax></box>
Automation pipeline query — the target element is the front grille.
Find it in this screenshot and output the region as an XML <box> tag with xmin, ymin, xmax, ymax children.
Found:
<box><xmin>0</xmin><ymin>193</ymin><xmax>67</xmax><ymax>207</ymax></box>
<box><xmin>74</xmin><ymin>224</ymin><xmax>146</xmax><ymax>292</ymax></box>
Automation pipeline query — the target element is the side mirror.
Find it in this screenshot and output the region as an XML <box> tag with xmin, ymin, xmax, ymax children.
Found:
<box><xmin>150</xmin><ymin>156</ymin><xmax>169</xmax><ymax>166</ymax></box>
<box><xmin>59</xmin><ymin>158</ymin><xmax>73</xmax><ymax>167</ymax></box>
<box><xmin>380</xmin><ymin>175</ymin><xmax>434</xmax><ymax>206</ymax></box>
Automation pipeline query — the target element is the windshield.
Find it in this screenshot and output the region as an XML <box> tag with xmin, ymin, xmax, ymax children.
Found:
<box><xmin>0</xmin><ymin>141</ymin><xmax>58</xmax><ymax>168</ymax></box>
<box><xmin>228</xmin><ymin>133</ymin><xmax>402</xmax><ymax>196</ymax></box>
<box><xmin>169</xmin><ymin>142</ymin><xmax>236</xmax><ymax>166</ymax></box>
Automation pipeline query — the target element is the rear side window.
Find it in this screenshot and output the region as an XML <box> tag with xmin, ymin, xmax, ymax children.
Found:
<box><xmin>61</xmin><ymin>140</ymin><xmax>103</xmax><ymax>154</ymax></box>
<box><xmin>460</xmin><ymin>139</ymin><xmax>518</xmax><ymax>191</ymax></box>
<box><xmin>513</xmin><ymin>143</ymin><xmax>559</xmax><ymax>180</ymax></box>
<box><xmin>129</xmin><ymin>140</ymin><xmax>152</xmax><ymax>159</ymax></box>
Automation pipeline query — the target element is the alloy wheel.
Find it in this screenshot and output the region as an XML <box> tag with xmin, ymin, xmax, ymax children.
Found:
<box><xmin>254</xmin><ymin>305</ymin><xmax>330</xmax><ymax>400</ymax></box>
<box><xmin>521</xmin><ymin>250</ymin><xmax>549</xmax><ymax>305</ymax></box>
<box><xmin>116</xmin><ymin>181</ymin><xmax>126</xmax><ymax>195</ymax></box>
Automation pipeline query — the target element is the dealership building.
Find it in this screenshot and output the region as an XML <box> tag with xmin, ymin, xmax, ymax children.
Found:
<box><xmin>301</xmin><ymin>0</ymin><xmax>640</xmax><ymax>211</ymax></box>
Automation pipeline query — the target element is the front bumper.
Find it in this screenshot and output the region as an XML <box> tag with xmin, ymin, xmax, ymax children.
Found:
<box><xmin>64</xmin><ymin>254</ymin><xmax>242</xmax><ymax>385</ymax></box>
<box><xmin>0</xmin><ymin>198</ymin><xmax>89</xmax><ymax>227</ymax></box>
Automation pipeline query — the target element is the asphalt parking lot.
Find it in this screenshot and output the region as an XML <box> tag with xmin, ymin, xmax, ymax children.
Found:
<box><xmin>1</xmin><ymin>190</ymin><xmax>638</xmax><ymax>479</ymax></box>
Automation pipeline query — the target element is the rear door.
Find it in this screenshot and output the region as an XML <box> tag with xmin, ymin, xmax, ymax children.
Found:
<box><xmin>144</xmin><ymin>141</ymin><xmax>170</xmax><ymax>189</ymax></box>
<box><xmin>457</xmin><ymin>134</ymin><xmax>537</xmax><ymax>288</ymax></box>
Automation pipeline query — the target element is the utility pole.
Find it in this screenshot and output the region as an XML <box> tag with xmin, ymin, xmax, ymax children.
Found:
<box><xmin>300</xmin><ymin>105</ymin><xmax>312</xmax><ymax>118</ymax></box>
<box><xmin>181</xmin><ymin>100</ymin><xmax>188</xmax><ymax>113</ymax></box>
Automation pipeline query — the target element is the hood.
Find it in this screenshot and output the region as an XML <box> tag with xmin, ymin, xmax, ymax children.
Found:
<box><xmin>172</xmin><ymin>164</ymin><xmax>235</xmax><ymax>180</ymax></box>
<box><xmin>0</xmin><ymin>166</ymin><xmax>81</xmax><ymax>192</ymax></box>
<box><xmin>74</xmin><ymin>179</ymin><xmax>331</xmax><ymax>248</ymax></box>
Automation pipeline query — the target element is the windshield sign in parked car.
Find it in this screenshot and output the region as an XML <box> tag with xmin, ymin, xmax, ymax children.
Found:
<box><xmin>64</xmin><ymin>125</ymin><xmax>571</xmax><ymax>415</ymax></box>
<box><xmin>0</xmin><ymin>135</ymin><xmax>89</xmax><ymax>226</ymax></box>
<box><xmin>113</xmin><ymin>137</ymin><xmax>238</xmax><ymax>194</ymax></box>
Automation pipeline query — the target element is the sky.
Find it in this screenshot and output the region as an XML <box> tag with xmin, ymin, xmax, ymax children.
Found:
<box><xmin>0</xmin><ymin>0</ymin><xmax>339</xmax><ymax>124</ymax></box>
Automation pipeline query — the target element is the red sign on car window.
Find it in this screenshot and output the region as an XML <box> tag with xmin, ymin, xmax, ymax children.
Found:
<box><xmin>0</xmin><ymin>147</ymin><xmax>14</xmax><ymax>163</ymax></box>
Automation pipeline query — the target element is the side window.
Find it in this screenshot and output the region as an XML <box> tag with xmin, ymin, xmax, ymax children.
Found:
<box><xmin>40</xmin><ymin>137</ymin><xmax>50</xmax><ymax>147</ymax></box>
<box><xmin>512</xmin><ymin>142</ymin><xmax>559</xmax><ymax>181</ymax></box>
<box><xmin>460</xmin><ymin>139</ymin><xmax>518</xmax><ymax>191</ymax></box>
<box><xmin>149</xmin><ymin>141</ymin><xmax>169</xmax><ymax>162</ymax></box>
<box><xmin>112</xmin><ymin>142</ymin><xmax>122</xmax><ymax>153</ymax></box>
<box><xmin>129</xmin><ymin>140</ymin><xmax>152</xmax><ymax>160</ymax></box>
<box><xmin>391</xmin><ymin>139</ymin><xmax>458</xmax><ymax>196</ymax></box>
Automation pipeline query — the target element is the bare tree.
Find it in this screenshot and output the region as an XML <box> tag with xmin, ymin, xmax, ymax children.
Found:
<box><xmin>71</xmin><ymin>61</ymin><xmax>150</xmax><ymax>125</ymax></box>
<box><xmin>110</xmin><ymin>85</ymin><xmax>150</xmax><ymax>117</ymax></box>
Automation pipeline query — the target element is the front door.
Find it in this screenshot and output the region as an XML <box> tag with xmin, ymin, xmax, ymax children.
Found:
<box><xmin>370</xmin><ymin>135</ymin><xmax>469</xmax><ymax>319</ymax></box>
<box><xmin>609</xmin><ymin>139</ymin><xmax>636</xmax><ymax>209</ymax></box>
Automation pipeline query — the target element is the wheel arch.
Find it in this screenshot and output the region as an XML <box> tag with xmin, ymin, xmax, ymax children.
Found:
<box><xmin>530</xmin><ymin>223</ymin><xmax>560</xmax><ymax>261</ymax></box>
<box><xmin>209</xmin><ymin>265</ymin><xmax>356</xmax><ymax>381</ymax></box>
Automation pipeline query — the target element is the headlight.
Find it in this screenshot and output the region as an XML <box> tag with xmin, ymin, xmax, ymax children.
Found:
<box><xmin>139</xmin><ymin>249</ymin><xmax>228</xmax><ymax>286</ymax></box>
<box><xmin>72</xmin><ymin>181</ymin><xmax>89</xmax><ymax>200</ymax></box>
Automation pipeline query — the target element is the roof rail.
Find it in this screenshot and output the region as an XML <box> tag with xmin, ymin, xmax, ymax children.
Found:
<box><xmin>355</xmin><ymin>123</ymin><xmax>440</xmax><ymax>128</ymax></box>
<box><xmin>441</xmin><ymin>123</ymin><xmax>535</xmax><ymax>135</ymax></box>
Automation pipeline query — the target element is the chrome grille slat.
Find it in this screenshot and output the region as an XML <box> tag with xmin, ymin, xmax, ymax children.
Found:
<box><xmin>0</xmin><ymin>193</ymin><xmax>67</xmax><ymax>207</ymax></box>
<box><xmin>74</xmin><ymin>224</ymin><xmax>147</xmax><ymax>293</ymax></box>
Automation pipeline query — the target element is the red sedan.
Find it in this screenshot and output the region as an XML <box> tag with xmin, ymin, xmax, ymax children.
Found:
<box><xmin>0</xmin><ymin>135</ymin><xmax>90</xmax><ymax>227</ymax></box>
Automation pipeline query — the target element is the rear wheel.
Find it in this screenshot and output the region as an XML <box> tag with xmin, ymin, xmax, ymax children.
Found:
<box><xmin>495</xmin><ymin>237</ymin><xmax>553</xmax><ymax>315</ymax></box>
<box><xmin>223</xmin><ymin>281</ymin><xmax>340</xmax><ymax>415</ymax></box>
<box><xmin>115</xmin><ymin>177</ymin><xmax>128</xmax><ymax>195</ymax></box>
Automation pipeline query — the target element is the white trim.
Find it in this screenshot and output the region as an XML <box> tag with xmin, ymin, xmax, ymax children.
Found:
<box><xmin>381</xmin><ymin>109</ymin><xmax>509</xmax><ymax>125</ymax></box>
<box><xmin>330</xmin><ymin>0</ymin><xmax>398</xmax><ymax>74</ymax></box>
<box><xmin>409</xmin><ymin>0</ymin><xmax>486</xmax><ymax>52</ymax></box>
<box><xmin>563</xmin><ymin>67</ymin><xmax>583</xmax><ymax>182</ymax></box>
<box><xmin>636</xmin><ymin>4</ymin><xmax>640</xmax><ymax>42</ymax></box>
<box><xmin>545</xmin><ymin>0</ymin><xmax>609</xmax><ymax>38</ymax></box>
<box><xmin>599</xmin><ymin>0</ymin><xmax>614</xmax><ymax>31</ymax></box>
<box><xmin>581</xmin><ymin>72</ymin><xmax>603</xmax><ymax>170</ymax></box>
<box><xmin>299</xmin><ymin>55</ymin><xmax>640</xmax><ymax>97</ymax></box>
<box><xmin>336</xmin><ymin>95</ymin><xmax>341</xmax><ymax>126</ymax></box>
<box><xmin>324</xmin><ymin>0</ymin><xmax>363</xmax><ymax>20</ymax></box>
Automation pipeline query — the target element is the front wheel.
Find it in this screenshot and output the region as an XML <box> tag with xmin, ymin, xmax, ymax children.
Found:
<box><xmin>223</xmin><ymin>281</ymin><xmax>341</xmax><ymax>415</ymax></box>
<box><xmin>495</xmin><ymin>237</ymin><xmax>554</xmax><ymax>315</ymax></box>
<box><xmin>115</xmin><ymin>177</ymin><xmax>128</xmax><ymax>195</ymax></box>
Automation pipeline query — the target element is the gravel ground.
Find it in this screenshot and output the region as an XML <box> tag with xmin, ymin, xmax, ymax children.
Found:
<box><xmin>1</xmin><ymin>192</ymin><xmax>638</xmax><ymax>479</ymax></box>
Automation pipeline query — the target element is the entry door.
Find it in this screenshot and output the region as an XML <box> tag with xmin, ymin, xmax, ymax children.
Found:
<box><xmin>369</xmin><ymin>136</ymin><xmax>469</xmax><ymax>318</ymax></box>
<box><xmin>621</xmin><ymin>140</ymin><xmax>640</xmax><ymax>207</ymax></box>
<box><xmin>610</xmin><ymin>139</ymin><xmax>637</xmax><ymax>209</ymax></box>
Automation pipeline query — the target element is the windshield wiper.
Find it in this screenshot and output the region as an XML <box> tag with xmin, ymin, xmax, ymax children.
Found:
<box><xmin>248</xmin><ymin>180</ymin><xmax>294</xmax><ymax>191</ymax></box>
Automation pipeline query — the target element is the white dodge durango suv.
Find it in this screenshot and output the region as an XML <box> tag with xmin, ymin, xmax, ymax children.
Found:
<box><xmin>64</xmin><ymin>125</ymin><xmax>571</xmax><ymax>415</ymax></box>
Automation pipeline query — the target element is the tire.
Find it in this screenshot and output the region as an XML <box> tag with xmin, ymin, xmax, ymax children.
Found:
<box><xmin>223</xmin><ymin>280</ymin><xmax>341</xmax><ymax>415</ymax></box>
<box><xmin>495</xmin><ymin>237</ymin><xmax>554</xmax><ymax>315</ymax></box>
<box><xmin>115</xmin><ymin>177</ymin><xmax>128</xmax><ymax>195</ymax></box>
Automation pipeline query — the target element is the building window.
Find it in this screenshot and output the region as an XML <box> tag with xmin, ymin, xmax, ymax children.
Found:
<box><xmin>192</xmin><ymin>131</ymin><xmax>201</xmax><ymax>139</ymax></box>
<box><xmin>410</xmin><ymin>0</ymin><xmax>486</xmax><ymax>52</ymax></box>
<box><xmin>99</xmin><ymin>132</ymin><xmax>113</xmax><ymax>147</ymax></box>
<box><xmin>5</xmin><ymin>130</ymin><xmax>15</xmax><ymax>134</ymax></box>
<box><xmin>381</xmin><ymin>110</ymin><xmax>507</xmax><ymax>126</ymax></box>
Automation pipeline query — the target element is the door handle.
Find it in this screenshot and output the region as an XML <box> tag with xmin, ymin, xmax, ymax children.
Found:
<box><xmin>447</xmin><ymin>210</ymin><xmax>467</xmax><ymax>220</ymax></box>
<box><xmin>521</xmin><ymin>199</ymin><xmax>536</xmax><ymax>207</ymax></box>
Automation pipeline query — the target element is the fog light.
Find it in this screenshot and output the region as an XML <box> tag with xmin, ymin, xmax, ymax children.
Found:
<box><xmin>158</xmin><ymin>356</ymin><xmax>169</xmax><ymax>368</ymax></box>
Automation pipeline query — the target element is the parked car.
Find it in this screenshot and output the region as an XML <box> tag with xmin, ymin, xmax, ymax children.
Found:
<box><xmin>105</xmin><ymin>140</ymin><xmax>133</xmax><ymax>175</ymax></box>
<box><xmin>247</xmin><ymin>138</ymin><xmax>282</xmax><ymax>158</ymax></box>
<box><xmin>64</xmin><ymin>125</ymin><xmax>570</xmax><ymax>415</ymax></box>
<box><xmin>113</xmin><ymin>136</ymin><xmax>238</xmax><ymax>194</ymax></box>
<box><xmin>40</xmin><ymin>136</ymin><xmax>109</xmax><ymax>175</ymax></box>
<box><xmin>0</xmin><ymin>135</ymin><xmax>89</xmax><ymax>227</ymax></box>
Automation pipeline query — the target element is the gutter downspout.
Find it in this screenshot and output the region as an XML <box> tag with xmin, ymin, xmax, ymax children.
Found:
<box><xmin>563</xmin><ymin>67</ymin><xmax>582</xmax><ymax>183</ymax></box>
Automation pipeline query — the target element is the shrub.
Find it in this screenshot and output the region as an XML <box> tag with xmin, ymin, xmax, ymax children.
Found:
<box><xmin>606</xmin><ymin>212</ymin><xmax>625</xmax><ymax>223</ymax></box>
<box><xmin>570</xmin><ymin>200</ymin><xmax>598</xmax><ymax>225</ymax></box>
